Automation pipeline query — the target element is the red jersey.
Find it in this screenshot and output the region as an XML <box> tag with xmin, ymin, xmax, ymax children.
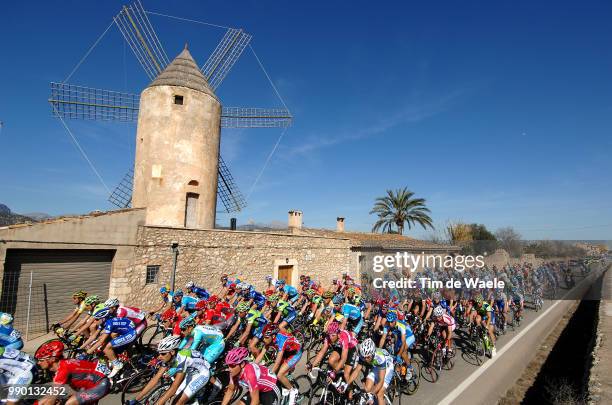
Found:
<box><xmin>54</xmin><ymin>359</ymin><xmax>108</xmax><ymax>390</ymax></box>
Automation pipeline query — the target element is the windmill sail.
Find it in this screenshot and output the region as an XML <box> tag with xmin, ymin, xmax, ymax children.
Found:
<box><xmin>114</xmin><ymin>0</ymin><xmax>169</xmax><ymax>80</ymax></box>
<box><xmin>201</xmin><ymin>28</ymin><xmax>252</xmax><ymax>90</ymax></box>
<box><xmin>49</xmin><ymin>83</ymin><xmax>292</xmax><ymax>128</ymax></box>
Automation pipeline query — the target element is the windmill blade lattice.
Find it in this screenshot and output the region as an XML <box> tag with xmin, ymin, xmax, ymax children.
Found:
<box><xmin>201</xmin><ymin>28</ymin><xmax>252</xmax><ymax>90</ymax></box>
<box><xmin>108</xmin><ymin>168</ymin><xmax>134</xmax><ymax>208</ymax></box>
<box><xmin>114</xmin><ymin>0</ymin><xmax>169</xmax><ymax>80</ymax></box>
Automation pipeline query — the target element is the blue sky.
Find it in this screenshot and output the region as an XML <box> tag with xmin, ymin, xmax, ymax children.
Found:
<box><xmin>0</xmin><ymin>0</ymin><xmax>611</xmax><ymax>240</ymax></box>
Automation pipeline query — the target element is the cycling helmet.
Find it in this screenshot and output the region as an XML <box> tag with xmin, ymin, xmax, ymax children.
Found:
<box><xmin>0</xmin><ymin>313</ymin><xmax>13</xmax><ymax>325</ymax></box>
<box><xmin>359</xmin><ymin>338</ymin><xmax>376</xmax><ymax>358</ymax></box>
<box><xmin>300</xmin><ymin>275</ymin><xmax>306</xmax><ymax>280</ymax></box>
<box><xmin>347</xmin><ymin>287</ymin><xmax>356</xmax><ymax>295</ymax></box>
<box><xmin>84</xmin><ymin>295</ymin><xmax>99</xmax><ymax>306</ymax></box>
<box><xmin>332</xmin><ymin>295</ymin><xmax>344</xmax><ymax>305</ymax></box>
<box><xmin>267</xmin><ymin>294</ymin><xmax>280</xmax><ymax>303</ymax></box>
<box><xmin>275</xmin><ymin>279</ymin><xmax>286</xmax><ymax>287</ymax></box>
<box><xmin>323</xmin><ymin>291</ymin><xmax>334</xmax><ymax>299</ymax></box>
<box><xmin>160</xmin><ymin>286</ymin><xmax>169</xmax><ymax>294</ymax></box>
<box><xmin>174</xmin><ymin>289</ymin><xmax>184</xmax><ymax>297</ymax></box>
<box><xmin>208</xmin><ymin>295</ymin><xmax>219</xmax><ymax>304</ymax></box>
<box><xmin>195</xmin><ymin>300</ymin><xmax>207</xmax><ymax>311</ymax></box>
<box><xmin>353</xmin><ymin>295</ymin><xmax>362</xmax><ymax>304</ymax></box>
<box><xmin>35</xmin><ymin>340</ymin><xmax>64</xmax><ymax>359</ymax></box>
<box><xmin>265</xmin><ymin>275</ymin><xmax>273</xmax><ymax>281</ymax></box>
<box><xmin>160</xmin><ymin>309</ymin><xmax>177</xmax><ymax>321</ymax></box>
<box><xmin>157</xmin><ymin>335</ymin><xmax>181</xmax><ymax>353</ymax></box>
<box><xmin>305</xmin><ymin>289</ymin><xmax>316</xmax><ymax>298</ymax></box>
<box><xmin>92</xmin><ymin>304</ymin><xmax>110</xmax><ymax>320</ymax></box>
<box><xmin>474</xmin><ymin>294</ymin><xmax>483</xmax><ymax>305</ymax></box>
<box><xmin>185</xmin><ymin>281</ymin><xmax>195</xmax><ymax>290</ymax></box>
<box><xmin>386</xmin><ymin>312</ymin><xmax>398</xmax><ymax>322</ymax></box>
<box><xmin>433</xmin><ymin>306</ymin><xmax>444</xmax><ymax>318</ymax></box>
<box><xmin>179</xmin><ymin>317</ymin><xmax>196</xmax><ymax>330</ymax></box>
<box><xmin>263</xmin><ymin>323</ymin><xmax>279</xmax><ymax>338</ymax></box>
<box><xmin>72</xmin><ymin>290</ymin><xmax>87</xmax><ymax>299</ymax></box>
<box><xmin>220</xmin><ymin>274</ymin><xmax>228</xmax><ymax>282</ymax></box>
<box><xmin>327</xmin><ymin>321</ymin><xmax>340</xmax><ymax>336</ymax></box>
<box><xmin>225</xmin><ymin>347</ymin><xmax>249</xmax><ymax>366</ymax></box>
<box><xmin>237</xmin><ymin>282</ymin><xmax>249</xmax><ymax>291</ymax></box>
<box><xmin>104</xmin><ymin>298</ymin><xmax>120</xmax><ymax>308</ymax></box>
<box><xmin>432</xmin><ymin>291</ymin><xmax>442</xmax><ymax>301</ymax></box>
<box><xmin>236</xmin><ymin>302</ymin><xmax>250</xmax><ymax>313</ymax></box>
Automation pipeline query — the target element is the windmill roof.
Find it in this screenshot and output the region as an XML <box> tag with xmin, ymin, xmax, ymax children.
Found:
<box><xmin>148</xmin><ymin>46</ymin><xmax>217</xmax><ymax>99</ymax></box>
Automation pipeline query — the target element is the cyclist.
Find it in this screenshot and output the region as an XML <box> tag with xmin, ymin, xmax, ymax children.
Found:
<box><xmin>427</xmin><ymin>306</ymin><xmax>456</xmax><ymax>353</ymax></box>
<box><xmin>277</xmin><ymin>279</ymin><xmax>299</xmax><ymax>304</ymax></box>
<box><xmin>173</xmin><ymin>290</ymin><xmax>199</xmax><ymax>317</ymax></box>
<box><xmin>273</xmin><ymin>298</ymin><xmax>297</xmax><ymax>333</ymax></box>
<box><xmin>54</xmin><ymin>290</ymin><xmax>88</xmax><ymax>331</ymax></box>
<box><xmin>186</xmin><ymin>281</ymin><xmax>210</xmax><ymax>300</ymax></box>
<box><xmin>379</xmin><ymin>312</ymin><xmax>415</xmax><ymax>380</ymax></box>
<box><xmin>471</xmin><ymin>296</ymin><xmax>496</xmax><ymax>357</ymax></box>
<box><xmin>221</xmin><ymin>347</ymin><xmax>281</xmax><ymax>405</ymax></box>
<box><xmin>147</xmin><ymin>286</ymin><xmax>172</xmax><ymax>318</ymax></box>
<box><xmin>312</xmin><ymin>290</ymin><xmax>335</xmax><ymax>325</ymax></box>
<box><xmin>178</xmin><ymin>317</ymin><xmax>225</xmax><ymax>366</ymax></box>
<box><xmin>307</xmin><ymin>321</ymin><xmax>358</xmax><ymax>384</ymax></box>
<box><xmin>105</xmin><ymin>298</ymin><xmax>148</xmax><ymax>337</ymax></box>
<box><xmin>70</xmin><ymin>295</ymin><xmax>101</xmax><ymax>343</ymax></box>
<box><xmin>348</xmin><ymin>338</ymin><xmax>394</xmax><ymax>405</ymax></box>
<box><xmin>36</xmin><ymin>340</ymin><xmax>111</xmax><ymax>405</ymax></box>
<box><xmin>0</xmin><ymin>346</ymin><xmax>36</xmax><ymax>404</ymax></box>
<box><xmin>128</xmin><ymin>335</ymin><xmax>221</xmax><ymax>405</ymax></box>
<box><xmin>333</xmin><ymin>295</ymin><xmax>363</xmax><ymax>336</ymax></box>
<box><xmin>257</xmin><ymin>323</ymin><xmax>301</xmax><ymax>404</ymax></box>
<box><xmin>83</xmin><ymin>303</ymin><xmax>138</xmax><ymax>377</ymax></box>
<box><xmin>0</xmin><ymin>313</ymin><xmax>23</xmax><ymax>350</ymax></box>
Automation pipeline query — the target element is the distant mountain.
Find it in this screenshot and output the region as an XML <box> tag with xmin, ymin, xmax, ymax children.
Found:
<box><xmin>22</xmin><ymin>212</ymin><xmax>52</xmax><ymax>221</ymax></box>
<box><xmin>0</xmin><ymin>203</ymin><xmax>36</xmax><ymax>226</ymax></box>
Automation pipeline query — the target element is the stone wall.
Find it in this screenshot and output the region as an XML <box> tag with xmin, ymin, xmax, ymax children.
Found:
<box><xmin>116</xmin><ymin>225</ymin><xmax>353</xmax><ymax>308</ymax></box>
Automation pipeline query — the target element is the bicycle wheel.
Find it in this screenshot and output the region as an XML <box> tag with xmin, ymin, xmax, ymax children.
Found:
<box><xmin>421</xmin><ymin>362</ymin><xmax>438</xmax><ymax>383</ymax></box>
<box><xmin>141</xmin><ymin>382</ymin><xmax>172</xmax><ymax>405</ymax></box>
<box><xmin>121</xmin><ymin>368</ymin><xmax>155</xmax><ymax>403</ymax></box>
<box><xmin>292</xmin><ymin>374</ymin><xmax>312</xmax><ymax>404</ymax></box>
<box><xmin>403</xmin><ymin>361</ymin><xmax>420</xmax><ymax>395</ymax></box>
<box><xmin>309</xmin><ymin>382</ymin><xmax>335</xmax><ymax>405</ymax></box>
<box><xmin>140</xmin><ymin>325</ymin><xmax>165</xmax><ymax>348</ymax></box>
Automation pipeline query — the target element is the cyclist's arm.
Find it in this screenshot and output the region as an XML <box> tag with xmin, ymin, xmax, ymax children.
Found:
<box><xmin>310</xmin><ymin>340</ymin><xmax>329</xmax><ymax>368</ymax></box>
<box><xmin>221</xmin><ymin>380</ymin><xmax>236</xmax><ymax>405</ymax></box>
<box><xmin>345</xmin><ymin>363</ymin><xmax>362</xmax><ymax>385</ymax></box>
<box><xmin>73</xmin><ymin>317</ymin><xmax>94</xmax><ymax>337</ymax></box>
<box><xmin>156</xmin><ymin>370</ymin><xmax>185</xmax><ymax>405</ymax></box>
<box><xmin>80</xmin><ymin>327</ymin><xmax>101</xmax><ymax>349</ymax></box>
<box><xmin>239</xmin><ymin>323</ymin><xmax>253</xmax><ymax>345</ymax></box>
<box><xmin>373</xmin><ymin>367</ymin><xmax>385</xmax><ymax>393</ymax></box>
<box><xmin>254</xmin><ymin>346</ymin><xmax>267</xmax><ymax>364</ymax></box>
<box><xmin>87</xmin><ymin>332</ymin><xmax>109</xmax><ymax>354</ymax></box>
<box><xmin>378</xmin><ymin>330</ymin><xmax>387</xmax><ymax>348</ymax></box>
<box><xmin>135</xmin><ymin>366</ymin><xmax>167</xmax><ymax>401</ymax></box>
<box><xmin>226</xmin><ymin>319</ymin><xmax>240</xmax><ymax>340</ymax></box>
<box><xmin>335</xmin><ymin>345</ymin><xmax>348</xmax><ymax>371</ymax></box>
<box><xmin>272</xmin><ymin>347</ymin><xmax>283</xmax><ymax>373</ymax></box>
<box><xmin>59</xmin><ymin>309</ymin><xmax>80</xmax><ymax>329</ymax></box>
<box><xmin>250</xmin><ymin>388</ymin><xmax>261</xmax><ymax>405</ymax></box>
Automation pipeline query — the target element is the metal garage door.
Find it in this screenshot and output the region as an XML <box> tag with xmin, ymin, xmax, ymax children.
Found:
<box><xmin>1</xmin><ymin>249</ymin><xmax>114</xmax><ymax>337</ymax></box>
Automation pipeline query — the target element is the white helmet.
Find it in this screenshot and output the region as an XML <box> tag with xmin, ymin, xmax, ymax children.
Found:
<box><xmin>359</xmin><ymin>338</ymin><xmax>376</xmax><ymax>358</ymax></box>
<box><xmin>157</xmin><ymin>335</ymin><xmax>182</xmax><ymax>353</ymax></box>
<box><xmin>237</xmin><ymin>282</ymin><xmax>250</xmax><ymax>291</ymax></box>
<box><xmin>433</xmin><ymin>306</ymin><xmax>445</xmax><ymax>318</ymax></box>
<box><xmin>0</xmin><ymin>313</ymin><xmax>13</xmax><ymax>325</ymax></box>
<box><xmin>104</xmin><ymin>298</ymin><xmax>120</xmax><ymax>308</ymax></box>
<box><xmin>185</xmin><ymin>281</ymin><xmax>195</xmax><ymax>289</ymax></box>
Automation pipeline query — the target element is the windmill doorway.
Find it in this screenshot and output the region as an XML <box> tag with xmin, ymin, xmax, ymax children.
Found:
<box><xmin>185</xmin><ymin>193</ymin><xmax>199</xmax><ymax>228</ymax></box>
<box><xmin>277</xmin><ymin>265</ymin><xmax>293</xmax><ymax>285</ymax></box>
<box><xmin>274</xmin><ymin>259</ymin><xmax>298</xmax><ymax>286</ymax></box>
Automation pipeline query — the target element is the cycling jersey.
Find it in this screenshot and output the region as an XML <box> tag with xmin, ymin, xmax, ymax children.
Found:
<box><xmin>276</xmin><ymin>301</ymin><xmax>297</xmax><ymax>324</ymax></box>
<box><xmin>100</xmin><ymin>317</ymin><xmax>137</xmax><ymax>348</ymax></box>
<box><xmin>0</xmin><ymin>347</ymin><xmax>35</xmax><ymax>401</ymax></box>
<box><xmin>116</xmin><ymin>306</ymin><xmax>146</xmax><ymax>328</ymax></box>
<box><xmin>244</xmin><ymin>309</ymin><xmax>268</xmax><ymax>339</ymax></box>
<box><xmin>0</xmin><ymin>324</ymin><xmax>23</xmax><ymax>350</ymax></box>
<box><xmin>76</xmin><ymin>301</ymin><xmax>88</xmax><ymax>314</ymax></box>
<box><xmin>191</xmin><ymin>286</ymin><xmax>210</xmax><ymax>300</ymax></box>
<box><xmin>247</xmin><ymin>290</ymin><xmax>266</xmax><ymax>309</ymax></box>
<box><xmin>54</xmin><ymin>358</ymin><xmax>111</xmax><ymax>403</ymax></box>
<box><xmin>434</xmin><ymin>313</ymin><xmax>456</xmax><ymax>331</ymax></box>
<box><xmin>167</xmin><ymin>349</ymin><xmax>211</xmax><ymax>399</ymax></box>
<box><xmin>181</xmin><ymin>325</ymin><xmax>225</xmax><ymax>365</ymax></box>
<box><xmin>476</xmin><ymin>303</ymin><xmax>493</xmax><ymax>318</ymax></box>
<box><xmin>238</xmin><ymin>363</ymin><xmax>278</xmax><ymax>393</ymax></box>
<box><xmin>341</xmin><ymin>303</ymin><xmax>361</xmax><ymax>320</ymax></box>
<box><xmin>275</xmin><ymin>331</ymin><xmax>301</xmax><ymax>353</ymax></box>
<box><xmin>363</xmin><ymin>348</ymin><xmax>394</xmax><ymax>388</ymax></box>
<box><xmin>282</xmin><ymin>285</ymin><xmax>298</xmax><ymax>300</ymax></box>
<box><xmin>326</xmin><ymin>329</ymin><xmax>357</xmax><ymax>350</ymax></box>
<box><xmin>433</xmin><ymin>299</ymin><xmax>451</xmax><ymax>314</ymax></box>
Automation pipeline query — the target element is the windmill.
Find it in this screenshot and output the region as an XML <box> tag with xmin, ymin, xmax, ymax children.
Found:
<box><xmin>48</xmin><ymin>0</ymin><xmax>292</xmax><ymax>218</ymax></box>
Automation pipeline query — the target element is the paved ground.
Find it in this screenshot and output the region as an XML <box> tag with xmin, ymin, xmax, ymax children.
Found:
<box><xmin>23</xmin><ymin>264</ymin><xmax>605</xmax><ymax>405</ymax></box>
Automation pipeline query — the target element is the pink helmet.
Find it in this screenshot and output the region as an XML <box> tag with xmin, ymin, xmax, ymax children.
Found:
<box><xmin>327</xmin><ymin>321</ymin><xmax>340</xmax><ymax>336</ymax></box>
<box><xmin>225</xmin><ymin>347</ymin><xmax>249</xmax><ymax>366</ymax></box>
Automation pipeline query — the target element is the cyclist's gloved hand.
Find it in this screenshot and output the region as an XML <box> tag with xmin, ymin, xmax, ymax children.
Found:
<box><xmin>305</xmin><ymin>362</ymin><xmax>312</xmax><ymax>372</ymax></box>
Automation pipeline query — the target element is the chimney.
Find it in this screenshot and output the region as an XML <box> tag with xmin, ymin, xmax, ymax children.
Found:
<box><xmin>230</xmin><ymin>218</ymin><xmax>237</xmax><ymax>230</ymax></box>
<box><xmin>336</xmin><ymin>217</ymin><xmax>345</xmax><ymax>232</ymax></box>
<box><xmin>288</xmin><ymin>210</ymin><xmax>303</xmax><ymax>231</ymax></box>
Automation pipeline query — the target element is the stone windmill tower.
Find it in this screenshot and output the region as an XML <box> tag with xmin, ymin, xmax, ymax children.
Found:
<box><xmin>48</xmin><ymin>1</ymin><xmax>292</xmax><ymax>229</ymax></box>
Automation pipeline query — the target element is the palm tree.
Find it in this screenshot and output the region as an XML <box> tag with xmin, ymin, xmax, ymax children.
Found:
<box><xmin>370</xmin><ymin>187</ymin><xmax>434</xmax><ymax>235</ymax></box>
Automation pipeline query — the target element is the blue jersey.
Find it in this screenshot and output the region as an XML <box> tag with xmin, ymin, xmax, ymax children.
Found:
<box><xmin>191</xmin><ymin>286</ymin><xmax>210</xmax><ymax>300</ymax></box>
<box><xmin>101</xmin><ymin>317</ymin><xmax>135</xmax><ymax>335</ymax></box>
<box><xmin>283</xmin><ymin>285</ymin><xmax>298</xmax><ymax>298</ymax></box>
<box><xmin>0</xmin><ymin>324</ymin><xmax>22</xmax><ymax>347</ymax></box>
<box><xmin>434</xmin><ymin>299</ymin><xmax>451</xmax><ymax>314</ymax></box>
<box><xmin>341</xmin><ymin>303</ymin><xmax>361</xmax><ymax>320</ymax></box>
<box><xmin>248</xmin><ymin>290</ymin><xmax>266</xmax><ymax>308</ymax></box>
<box><xmin>179</xmin><ymin>296</ymin><xmax>199</xmax><ymax>311</ymax></box>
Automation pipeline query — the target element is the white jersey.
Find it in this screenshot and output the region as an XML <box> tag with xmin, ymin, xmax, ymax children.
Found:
<box><xmin>0</xmin><ymin>347</ymin><xmax>35</xmax><ymax>378</ymax></box>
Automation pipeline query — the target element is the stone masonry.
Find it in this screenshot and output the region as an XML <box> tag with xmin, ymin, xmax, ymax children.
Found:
<box><xmin>115</xmin><ymin>225</ymin><xmax>352</xmax><ymax>309</ymax></box>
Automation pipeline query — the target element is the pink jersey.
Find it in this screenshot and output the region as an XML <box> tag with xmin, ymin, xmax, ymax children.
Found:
<box><xmin>326</xmin><ymin>329</ymin><xmax>357</xmax><ymax>350</ymax></box>
<box><xmin>239</xmin><ymin>363</ymin><xmax>278</xmax><ymax>392</ymax></box>
<box><xmin>435</xmin><ymin>313</ymin><xmax>456</xmax><ymax>332</ymax></box>
<box><xmin>116</xmin><ymin>306</ymin><xmax>145</xmax><ymax>326</ymax></box>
